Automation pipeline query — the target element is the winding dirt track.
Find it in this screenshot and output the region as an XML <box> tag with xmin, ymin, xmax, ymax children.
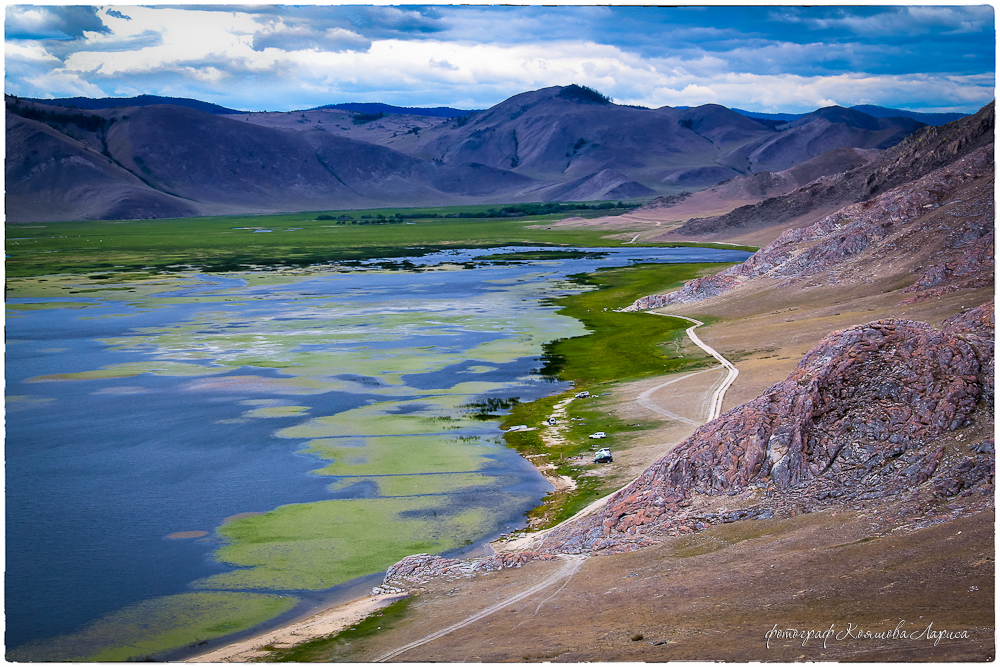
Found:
<box><xmin>649</xmin><ymin>312</ymin><xmax>739</xmax><ymax>420</ymax></box>
<box><xmin>372</xmin><ymin>315</ymin><xmax>742</xmax><ymax>661</ymax></box>
<box><xmin>372</xmin><ymin>556</ymin><xmax>587</xmax><ymax>662</ymax></box>
<box><xmin>634</xmin><ymin>367</ymin><xmax>719</xmax><ymax>425</ymax></box>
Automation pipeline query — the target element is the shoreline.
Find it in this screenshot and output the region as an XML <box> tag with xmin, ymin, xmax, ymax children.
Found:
<box><xmin>187</xmin><ymin>593</ymin><xmax>408</xmax><ymax>662</ymax></box>
<box><xmin>192</xmin><ymin>312</ymin><xmax>736</xmax><ymax>661</ymax></box>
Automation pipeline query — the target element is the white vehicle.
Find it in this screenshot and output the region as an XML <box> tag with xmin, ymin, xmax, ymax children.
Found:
<box><xmin>589</xmin><ymin>431</ymin><xmax>606</xmax><ymax>439</ymax></box>
<box><xmin>546</xmin><ymin>418</ymin><xmax>557</xmax><ymax>425</ymax></box>
<box><xmin>575</xmin><ymin>391</ymin><xmax>590</xmax><ymax>398</ymax></box>
<box><xmin>594</xmin><ymin>448</ymin><xmax>613</xmax><ymax>463</ymax></box>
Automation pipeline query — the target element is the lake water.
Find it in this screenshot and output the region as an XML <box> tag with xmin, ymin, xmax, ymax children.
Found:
<box><xmin>5</xmin><ymin>246</ymin><xmax>750</xmax><ymax>659</ymax></box>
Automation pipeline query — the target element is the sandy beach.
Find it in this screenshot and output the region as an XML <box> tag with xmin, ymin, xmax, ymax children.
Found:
<box><xmin>188</xmin><ymin>593</ymin><xmax>408</xmax><ymax>662</ymax></box>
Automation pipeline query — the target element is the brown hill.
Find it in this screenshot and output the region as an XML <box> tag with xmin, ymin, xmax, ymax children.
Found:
<box><xmin>5</xmin><ymin>110</ymin><xmax>198</xmax><ymax>222</ymax></box>
<box><xmin>635</xmin><ymin>147</ymin><xmax>879</xmax><ymax>223</ymax></box>
<box><xmin>659</xmin><ymin>102</ymin><xmax>994</xmax><ymax>244</ymax></box>
<box><xmin>535</xmin><ymin>308</ymin><xmax>993</xmax><ymax>554</ymax></box>
<box><xmin>5</xmin><ymin>88</ymin><xmax>933</xmax><ymax>223</ymax></box>
<box><xmin>629</xmin><ymin>143</ymin><xmax>993</xmax><ymax>312</ymax></box>
<box><xmin>5</xmin><ymin>99</ymin><xmax>547</xmax><ymax>221</ymax></box>
<box><xmin>719</xmin><ymin>106</ymin><xmax>926</xmax><ymax>175</ymax></box>
<box><xmin>399</xmin><ymin>87</ymin><xmax>921</xmax><ymax>193</ymax></box>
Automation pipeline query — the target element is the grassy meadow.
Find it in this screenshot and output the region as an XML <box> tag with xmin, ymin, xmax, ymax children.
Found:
<box><xmin>6</xmin><ymin>203</ymin><xmax>753</xmax><ymax>277</ymax></box>
<box><xmin>501</xmin><ymin>262</ymin><xmax>737</xmax><ymax>527</ymax></box>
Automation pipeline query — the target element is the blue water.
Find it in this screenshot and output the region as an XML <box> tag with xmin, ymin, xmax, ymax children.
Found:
<box><xmin>5</xmin><ymin>246</ymin><xmax>750</xmax><ymax>653</ymax></box>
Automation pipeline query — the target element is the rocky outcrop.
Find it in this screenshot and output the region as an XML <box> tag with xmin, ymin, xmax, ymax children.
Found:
<box><xmin>624</xmin><ymin>143</ymin><xmax>994</xmax><ymax>311</ymax></box>
<box><xmin>535</xmin><ymin>315</ymin><xmax>994</xmax><ymax>554</ymax></box>
<box><xmin>372</xmin><ymin>551</ymin><xmax>559</xmax><ymax>594</ymax></box>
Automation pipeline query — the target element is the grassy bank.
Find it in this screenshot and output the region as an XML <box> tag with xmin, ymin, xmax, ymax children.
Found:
<box><xmin>500</xmin><ymin>262</ymin><xmax>736</xmax><ymax>528</ymax></box>
<box><xmin>6</xmin><ymin>203</ymin><xmax>754</xmax><ymax>277</ymax></box>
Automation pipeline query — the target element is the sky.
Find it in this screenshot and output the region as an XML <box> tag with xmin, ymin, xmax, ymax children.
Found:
<box><xmin>4</xmin><ymin>4</ymin><xmax>995</xmax><ymax>114</ymax></box>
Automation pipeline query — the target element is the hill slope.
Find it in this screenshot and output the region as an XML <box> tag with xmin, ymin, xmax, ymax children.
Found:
<box><xmin>6</xmin><ymin>88</ymin><xmax>933</xmax><ymax>222</ymax></box>
<box><xmin>659</xmin><ymin>102</ymin><xmax>994</xmax><ymax>243</ymax></box>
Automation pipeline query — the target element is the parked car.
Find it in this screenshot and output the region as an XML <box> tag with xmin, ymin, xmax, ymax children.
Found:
<box><xmin>589</xmin><ymin>431</ymin><xmax>607</xmax><ymax>439</ymax></box>
<box><xmin>594</xmin><ymin>448</ymin><xmax>613</xmax><ymax>463</ymax></box>
<box><xmin>575</xmin><ymin>391</ymin><xmax>590</xmax><ymax>398</ymax></box>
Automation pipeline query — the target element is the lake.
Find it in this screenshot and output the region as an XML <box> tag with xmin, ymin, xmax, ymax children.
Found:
<box><xmin>5</xmin><ymin>246</ymin><xmax>751</xmax><ymax>660</ymax></box>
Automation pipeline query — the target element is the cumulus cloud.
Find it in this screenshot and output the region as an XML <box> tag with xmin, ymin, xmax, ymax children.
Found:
<box><xmin>772</xmin><ymin>6</ymin><xmax>994</xmax><ymax>37</ymax></box>
<box><xmin>251</xmin><ymin>22</ymin><xmax>370</xmax><ymax>53</ymax></box>
<box><xmin>2</xmin><ymin>6</ymin><xmax>993</xmax><ymax>114</ymax></box>
<box><xmin>6</xmin><ymin>5</ymin><xmax>109</xmax><ymax>41</ymax></box>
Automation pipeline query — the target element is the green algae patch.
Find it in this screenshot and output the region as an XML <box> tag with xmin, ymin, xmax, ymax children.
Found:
<box><xmin>242</xmin><ymin>405</ymin><xmax>311</xmax><ymax>419</ymax></box>
<box><xmin>327</xmin><ymin>471</ymin><xmax>494</xmax><ymax>497</ymax></box>
<box><xmin>303</xmin><ymin>435</ymin><xmax>493</xmax><ymax>477</ymax></box>
<box><xmin>374</xmin><ymin>471</ymin><xmax>493</xmax><ymax>496</ymax></box>
<box><xmin>5</xmin><ymin>395</ymin><xmax>56</xmax><ymax>412</ymax></box>
<box><xmin>6</xmin><ymin>591</ymin><xmax>296</xmax><ymax>662</ymax></box>
<box><xmin>26</xmin><ymin>361</ymin><xmax>233</xmax><ymax>382</ymax></box>
<box><xmin>194</xmin><ymin>496</ymin><xmax>496</xmax><ymax>591</ymax></box>
<box><xmin>7</xmin><ymin>300</ymin><xmax>96</xmax><ymax>311</ymax></box>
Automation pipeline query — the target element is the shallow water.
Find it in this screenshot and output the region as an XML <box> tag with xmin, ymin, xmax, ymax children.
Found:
<box><xmin>5</xmin><ymin>246</ymin><xmax>750</xmax><ymax>658</ymax></box>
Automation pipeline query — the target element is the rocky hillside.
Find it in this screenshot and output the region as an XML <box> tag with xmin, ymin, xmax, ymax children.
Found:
<box><xmin>628</xmin><ymin>141</ymin><xmax>993</xmax><ymax>311</ymax></box>
<box><xmin>663</xmin><ymin>102</ymin><xmax>994</xmax><ymax>240</ymax></box>
<box><xmin>636</xmin><ymin>147</ymin><xmax>879</xmax><ymax>219</ymax></box>
<box><xmin>6</xmin><ymin>87</ymin><xmax>932</xmax><ymax>222</ymax></box>
<box><xmin>534</xmin><ymin>305</ymin><xmax>993</xmax><ymax>553</ymax></box>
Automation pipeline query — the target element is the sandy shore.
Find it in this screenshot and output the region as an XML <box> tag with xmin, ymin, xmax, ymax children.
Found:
<box><xmin>187</xmin><ymin>593</ymin><xmax>407</xmax><ymax>662</ymax></box>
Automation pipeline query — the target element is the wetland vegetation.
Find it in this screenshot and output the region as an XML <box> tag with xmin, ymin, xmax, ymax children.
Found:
<box><xmin>6</xmin><ymin>203</ymin><xmax>750</xmax><ymax>661</ymax></box>
<box><xmin>500</xmin><ymin>262</ymin><xmax>736</xmax><ymax>527</ymax></box>
<box><xmin>6</xmin><ymin>203</ymin><xmax>754</xmax><ymax>277</ymax></box>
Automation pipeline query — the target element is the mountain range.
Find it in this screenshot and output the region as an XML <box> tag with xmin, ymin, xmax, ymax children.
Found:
<box><xmin>5</xmin><ymin>85</ymin><xmax>958</xmax><ymax>222</ymax></box>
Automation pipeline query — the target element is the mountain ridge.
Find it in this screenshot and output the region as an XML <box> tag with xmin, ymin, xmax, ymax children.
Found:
<box><xmin>6</xmin><ymin>87</ymin><xmax>936</xmax><ymax>222</ymax></box>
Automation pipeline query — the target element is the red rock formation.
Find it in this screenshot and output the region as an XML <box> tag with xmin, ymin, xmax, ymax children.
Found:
<box><xmin>536</xmin><ymin>314</ymin><xmax>994</xmax><ymax>554</ymax></box>
<box><xmin>373</xmin><ymin>550</ymin><xmax>559</xmax><ymax>594</ymax></box>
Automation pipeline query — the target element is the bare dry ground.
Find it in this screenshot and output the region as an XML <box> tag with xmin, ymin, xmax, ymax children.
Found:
<box><xmin>339</xmin><ymin>506</ymin><xmax>993</xmax><ymax>662</ymax></box>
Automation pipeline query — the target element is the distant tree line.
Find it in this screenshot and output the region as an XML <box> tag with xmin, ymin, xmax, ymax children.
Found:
<box><xmin>7</xmin><ymin>100</ymin><xmax>107</xmax><ymax>132</ymax></box>
<box><xmin>351</xmin><ymin>111</ymin><xmax>384</xmax><ymax>125</ymax></box>
<box><xmin>315</xmin><ymin>201</ymin><xmax>637</xmax><ymax>223</ymax></box>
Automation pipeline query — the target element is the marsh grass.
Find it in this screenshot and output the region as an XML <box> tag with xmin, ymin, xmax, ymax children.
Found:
<box><xmin>6</xmin><ymin>205</ymin><xmax>755</xmax><ymax>277</ymax></box>
<box><xmin>501</xmin><ymin>262</ymin><xmax>739</xmax><ymax>528</ymax></box>
<box><xmin>6</xmin><ymin>592</ymin><xmax>297</xmax><ymax>662</ymax></box>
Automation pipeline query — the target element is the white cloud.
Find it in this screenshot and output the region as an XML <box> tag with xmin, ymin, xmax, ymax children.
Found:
<box><xmin>5</xmin><ymin>42</ymin><xmax>61</xmax><ymax>63</ymax></box>
<box><xmin>4</xmin><ymin>6</ymin><xmax>993</xmax><ymax>114</ymax></box>
<box><xmin>25</xmin><ymin>70</ymin><xmax>107</xmax><ymax>98</ymax></box>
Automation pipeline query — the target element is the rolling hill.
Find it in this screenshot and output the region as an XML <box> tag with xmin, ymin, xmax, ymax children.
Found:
<box><xmin>6</xmin><ymin>86</ymin><xmax>933</xmax><ymax>222</ymax></box>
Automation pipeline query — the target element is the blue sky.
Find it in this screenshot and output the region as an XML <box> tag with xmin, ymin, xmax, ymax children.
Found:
<box><xmin>4</xmin><ymin>4</ymin><xmax>995</xmax><ymax>113</ymax></box>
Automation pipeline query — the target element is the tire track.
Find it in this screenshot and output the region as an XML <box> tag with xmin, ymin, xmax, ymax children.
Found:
<box><xmin>649</xmin><ymin>312</ymin><xmax>739</xmax><ymax>421</ymax></box>
<box><xmin>373</xmin><ymin>555</ymin><xmax>587</xmax><ymax>662</ymax></box>
<box><xmin>634</xmin><ymin>367</ymin><xmax>720</xmax><ymax>425</ymax></box>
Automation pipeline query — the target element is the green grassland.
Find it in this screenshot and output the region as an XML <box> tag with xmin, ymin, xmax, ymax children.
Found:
<box><xmin>6</xmin><ymin>203</ymin><xmax>754</xmax><ymax>277</ymax></box>
<box><xmin>499</xmin><ymin>262</ymin><xmax>736</xmax><ymax>527</ymax></box>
